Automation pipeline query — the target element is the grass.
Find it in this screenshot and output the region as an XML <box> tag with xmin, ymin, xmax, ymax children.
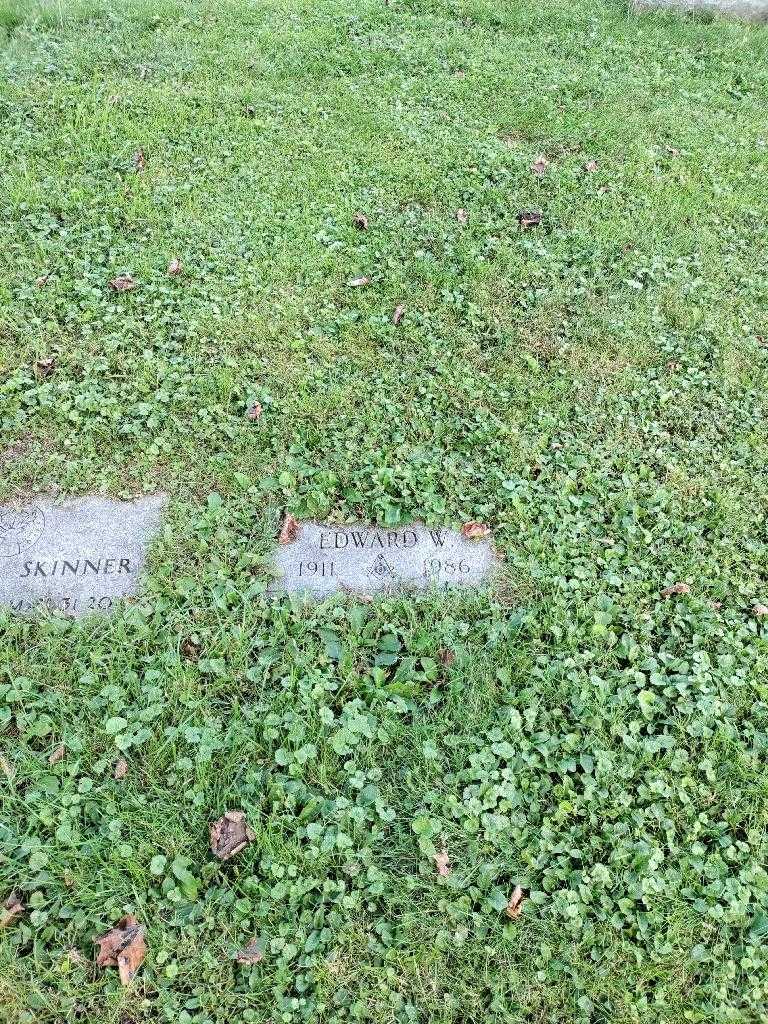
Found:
<box><xmin>1</xmin><ymin>0</ymin><xmax>768</xmax><ymax>1020</ymax></box>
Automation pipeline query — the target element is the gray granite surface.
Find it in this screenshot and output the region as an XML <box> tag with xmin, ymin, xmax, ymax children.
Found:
<box><xmin>271</xmin><ymin>522</ymin><xmax>497</xmax><ymax>598</ymax></box>
<box><xmin>633</xmin><ymin>0</ymin><xmax>768</xmax><ymax>20</ymax></box>
<box><xmin>0</xmin><ymin>494</ymin><xmax>166</xmax><ymax>616</ymax></box>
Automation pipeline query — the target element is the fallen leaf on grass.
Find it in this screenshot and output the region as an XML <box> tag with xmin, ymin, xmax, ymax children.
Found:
<box><xmin>438</xmin><ymin>647</ymin><xmax>455</xmax><ymax>668</ymax></box>
<box><xmin>392</xmin><ymin>304</ymin><xmax>405</xmax><ymax>325</ymax></box>
<box><xmin>456</xmin><ymin>208</ymin><xmax>468</xmax><ymax>224</ymax></box>
<box><xmin>517</xmin><ymin>210</ymin><xmax>542</xmax><ymax>229</ymax></box>
<box><xmin>505</xmin><ymin>885</ymin><xmax>525</xmax><ymax>918</ymax></box>
<box><xmin>461</xmin><ymin>522</ymin><xmax>490</xmax><ymax>540</ymax></box>
<box><xmin>48</xmin><ymin>744</ymin><xmax>65</xmax><ymax>766</ymax></box>
<box><xmin>114</xmin><ymin>758</ymin><xmax>128</xmax><ymax>781</ymax></box>
<box><xmin>34</xmin><ymin>356</ymin><xmax>56</xmax><ymax>378</ymax></box>
<box><xmin>661</xmin><ymin>582</ymin><xmax>691</xmax><ymax>597</ymax></box>
<box><xmin>235</xmin><ymin>937</ymin><xmax>264</xmax><ymax>965</ymax></box>
<box><xmin>181</xmin><ymin>636</ymin><xmax>202</xmax><ymax>660</ymax></box>
<box><xmin>352</xmin><ymin>212</ymin><xmax>369</xmax><ymax>230</ymax></box>
<box><xmin>434</xmin><ymin>848</ymin><xmax>451</xmax><ymax>877</ymax></box>
<box><xmin>133</xmin><ymin>149</ymin><xmax>146</xmax><ymax>172</ymax></box>
<box><xmin>95</xmin><ymin>915</ymin><xmax>146</xmax><ymax>985</ymax></box>
<box><xmin>109</xmin><ymin>273</ymin><xmax>137</xmax><ymax>292</ymax></box>
<box><xmin>0</xmin><ymin>892</ymin><xmax>24</xmax><ymax>929</ymax></box>
<box><xmin>347</xmin><ymin>276</ymin><xmax>370</xmax><ymax>288</ymax></box>
<box><xmin>530</xmin><ymin>154</ymin><xmax>550</xmax><ymax>175</ymax></box>
<box><xmin>584</xmin><ymin>159</ymin><xmax>598</xmax><ymax>172</ymax></box>
<box><xmin>210</xmin><ymin>810</ymin><xmax>255</xmax><ymax>860</ymax></box>
<box><xmin>279</xmin><ymin>513</ymin><xmax>300</xmax><ymax>545</ymax></box>
<box><xmin>246</xmin><ymin>401</ymin><xmax>263</xmax><ymax>421</ymax></box>
<box><xmin>167</xmin><ymin>258</ymin><xmax>182</xmax><ymax>276</ymax></box>
<box><xmin>754</xmin><ymin>604</ymin><xmax>768</xmax><ymax>618</ymax></box>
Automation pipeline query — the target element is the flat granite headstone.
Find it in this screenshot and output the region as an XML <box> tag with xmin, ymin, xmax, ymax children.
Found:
<box><xmin>633</xmin><ymin>0</ymin><xmax>768</xmax><ymax>20</ymax></box>
<box><xmin>0</xmin><ymin>494</ymin><xmax>166</xmax><ymax>617</ymax></box>
<box><xmin>271</xmin><ymin>522</ymin><xmax>497</xmax><ymax>598</ymax></box>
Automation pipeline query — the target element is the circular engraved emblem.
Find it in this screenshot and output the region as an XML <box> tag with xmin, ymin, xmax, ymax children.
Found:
<box><xmin>368</xmin><ymin>553</ymin><xmax>396</xmax><ymax>579</ymax></box>
<box><xmin>0</xmin><ymin>506</ymin><xmax>45</xmax><ymax>557</ymax></box>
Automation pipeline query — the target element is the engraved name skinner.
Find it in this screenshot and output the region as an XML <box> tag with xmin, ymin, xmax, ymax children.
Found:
<box><xmin>18</xmin><ymin>556</ymin><xmax>134</xmax><ymax>578</ymax></box>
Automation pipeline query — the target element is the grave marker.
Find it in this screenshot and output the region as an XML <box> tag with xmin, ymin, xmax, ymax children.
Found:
<box><xmin>0</xmin><ymin>494</ymin><xmax>166</xmax><ymax>617</ymax></box>
<box><xmin>633</xmin><ymin>0</ymin><xmax>767</xmax><ymax>20</ymax></box>
<box><xmin>271</xmin><ymin>522</ymin><xmax>496</xmax><ymax>598</ymax></box>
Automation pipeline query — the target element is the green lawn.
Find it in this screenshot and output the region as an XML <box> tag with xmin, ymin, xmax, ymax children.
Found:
<box><xmin>2</xmin><ymin>0</ymin><xmax>768</xmax><ymax>1020</ymax></box>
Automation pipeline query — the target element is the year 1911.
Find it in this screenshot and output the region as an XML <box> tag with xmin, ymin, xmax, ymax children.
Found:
<box><xmin>297</xmin><ymin>561</ymin><xmax>335</xmax><ymax>577</ymax></box>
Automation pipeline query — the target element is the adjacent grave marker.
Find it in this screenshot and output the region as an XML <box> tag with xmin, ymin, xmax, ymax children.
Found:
<box><xmin>0</xmin><ymin>494</ymin><xmax>166</xmax><ymax>617</ymax></box>
<box><xmin>271</xmin><ymin>522</ymin><xmax>497</xmax><ymax>598</ymax></box>
<box><xmin>633</xmin><ymin>0</ymin><xmax>768</xmax><ymax>20</ymax></box>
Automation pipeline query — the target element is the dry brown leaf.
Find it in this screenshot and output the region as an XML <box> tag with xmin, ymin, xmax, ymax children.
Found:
<box><xmin>114</xmin><ymin>757</ymin><xmax>128</xmax><ymax>781</ymax></box>
<box><xmin>167</xmin><ymin>258</ymin><xmax>182</xmax><ymax>276</ymax></box>
<box><xmin>438</xmin><ymin>647</ymin><xmax>455</xmax><ymax>668</ymax></box>
<box><xmin>456</xmin><ymin>208</ymin><xmax>468</xmax><ymax>224</ymax></box>
<box><xmin>34</xmin><ymin>356</ymin><xmax>56</xmax><ymax>379</ymax></box>
<box><xmin>133</xmin><ymin>149</ymin><xmax>146</xmax><ymax>172</ymax></box>
<box><xmin>352</xmin><ymin>212</ymin><xmax>369</xmax><ymax>230</ymax></box>
<box><xmin>505</xmin><ymin>884</ymin><xmax>525</xmax><ymax>918</ymax></box>
<box><xmin>517</xmin><ymin>210</ymin><xmax>542</xmax><ymax>229</ymax></box>
<box><xmin>754</xmin><ymin>604</ymin><xmax>768</xmax><ymax>618</ymax></box>
<box><xmin>434</xmin><ymin>848</ymin><xmax>451</xmax><ymax>877</ymax></box>
<box><xmin>48</xmin><ymin>744</ymin><xmax>65</xmax><ymax>766</ymax></box>
<box><xmin>235</xmin><ymin>937</ymin><xmax>264</xmax><ymax>965</ymax></box>
<box><xmin>279</xmin><ymin>513</ymin><xmax>300</xmax><ymax>545</ymax></box>
<box><xmin>347</xmin><ymin>276</ymin><xmax>370</xmax><ymax>287</ymax></box>
<box><xmin>210</xmin><ymin>810</ymin><xmax>255</xmax><ymax>861</ymax></box>
<box><xmin>181</xmin><ymin>636</ymin><xmax>201</xmax><ymax>660</ymax></box>
<box><xmin>530</xmin><ymin>154</ymin><xmax>550</xmax><ymax>175</ymax></box>
<box><xmin>661</xmin><ymin>582</ymin><xmax>691</xmax><ymax>597</ymax></box>
<box><xmin>109</xmin><ymin>273</ymin><xmax>137</xmax><ymax>292</ymax></box>
<box><xmin>461</xmin><ymin>522</ymin><xmax>491</xmax><ymax>540</ymax></box>
<box><xmin>246</xmin><ymin>401</ymin><xmax>263</xmax><ymax>421</ymax></box>
<box><xmin>0</xmin><ymin>892</ymin><xmax>24</xmax><ymax>929</ymax></box>
<box><xmin>584</xmin><ymin>160</ymin><xmax>598</xmax><ymax>172</ymax></box>
<box><xmin>392</xmin><ymin>304</ymin><xmax>405</xmax><ymax>326</ymax></box>
<box><xmin>95</xmin><ymin>915</ymin><xmax>146</xmax><ymax>986</ymax></box>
